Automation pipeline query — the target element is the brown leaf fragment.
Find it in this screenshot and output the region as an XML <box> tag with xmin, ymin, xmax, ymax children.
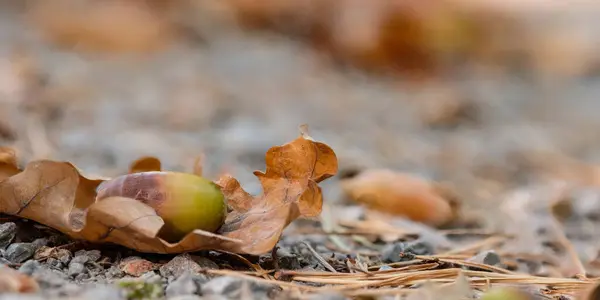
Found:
<box><xmin>214</xmin><ymin>174</ymin><xmax>253</xmax><ymax>213</ymax></box>
<box><xmin>0</xmin><ymin>265</ymin><xmax>39</xmax><ymax>293</ymax></box>
<box><xmin>340</xmin><ymin>168</ymin><xmax>454</xmax><ymax>227</ymax></box>
<box><xmin>129</xmin><ymin>156</ymin><xmax>162</xmax><ymax>173</ymax></box>
<box><xmin>0</xmin><ymin>147</ymin><xmax>20</xmax><ymax>181</ymax></box>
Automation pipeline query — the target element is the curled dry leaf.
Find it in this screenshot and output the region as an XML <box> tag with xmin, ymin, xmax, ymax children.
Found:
<box><xmin>0</xmin><ymin>265</ymin><xmax>39</xmax><ymax>293</ymax></box>
<box><xmin>340</xmin><ymin>168</ymin><xmax>454</xmax><ymax>227</ymax></box>
<box><xmin>0</xmin><ymin>129</ymin><xmax>337</xmax><ymax>255</ymax></box>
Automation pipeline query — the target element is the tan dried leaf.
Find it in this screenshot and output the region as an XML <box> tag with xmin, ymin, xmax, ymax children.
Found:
<box><xmin>340</xmin><ymin>168</ymin><xmax>454</xmax><ymax>227</ymax></box>
<box><xmin>0</xmin><ymin>128</ymin><xmax>337</xmax><ymax>255</ymax></box>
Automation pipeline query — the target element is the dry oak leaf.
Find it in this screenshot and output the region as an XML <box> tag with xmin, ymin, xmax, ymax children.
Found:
<box><xmin>0</xmin><ymin>129</ymin><xmax>337</xmax><ymax>255</ymax></box>
<box><xmin>216</xmin><ymin>130</ymin><xmax>337</xmax><ymax>254</ymax></box>
<box><xmin>340</xmin><ymin>168</ymin><xmax>453</xmax><ymax>227</ymax></box>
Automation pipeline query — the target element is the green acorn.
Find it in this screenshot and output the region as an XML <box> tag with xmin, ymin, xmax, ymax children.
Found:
<box><xmin>96</xmin><ymin>171</ymin><xmax>226</xmax><ymax>242</ymax></box>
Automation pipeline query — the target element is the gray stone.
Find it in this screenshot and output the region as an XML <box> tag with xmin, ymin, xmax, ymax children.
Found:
<box><xmin>18</xmin><ymin>259</ymin><xmax>41</xmax><ymax>275</ymax></box>
<box><xmin>166</xmin><ymin>272</ymin><xmax>199</xmax><ymax>297</ymax></box>
<box><xmin>0</xmin><ymin>295</ymin><xmax>45</xmax><ymax>300</ymax></box>
<box><xmin>5</xmin><ymin>243</ymin><xmax>36</xmax><ymax>263</ymax></box>
<box><xmin>46</xmin><ymin>258</ymin><xmax>63</xmax><ymax>270</ymax></box>
<box><xmin>85</xmin><ymin>250</ymin><xmax>102</xmax><ymax>262</ymax></box>
<box><xmin>75</xmin><ymin>272</ymin><xmax>90</xmax><ymax>281</ymax></box>
<box><xmin>381</xmin><ymin>241</ymin><xmax>432</xmax><ymax>263</ymax></box>
<box><xmin>57</xmin><ymin>249</ymin><xmax>72</xmax><ymax>264</ymax></box>
<box><xmin>274</xmin><ymin>248</ymin><xmax>302</xmax><ymax>270</ymax></box>
<box><xmin>202</xmin><ymin>276</ymin><xmax>277</xmax><ymax>299</ymax></box>
<box><xmin>467</xmin><ymin>250</ymin><xmax>501</xmax><ymax>266</ymax></box>
<box><xmin>106</xmin><ymin>265</ymin><xmax>125</xmax><ymax>279</ymax></box>
<box><xmin>79</xmin><ymin>284</ymin><xmax>126</xmax><ymax>300</ymax></box>
<box><xmin>0</xmin><ymin>257</ymin><xmax>10</xmax><ymax>265</ymax></box>
<box><xmin>32</xmin><ymin>267</ymin><xmax>68</xmax><ymax>289</ymax></box>
<box><xmin>74</xmin><ymin>249</ymin><xmax>101</xmax><ymax>262</ymax></box>
<box><xmin>307</xmin><ymin>292</ymin><xmax>349</xmax><ymax>300</ymax></box>
<box><xmin>31</xmin><ymin>238</ymin><xmax>48</xmax><ymax>249</ymax></box>
<box><xmin>168</xmin><ymin>296</ymin><xmax>204</xmax><ymax>300</ymax></box>
<box><xmin>139</xmin><ymin>271</ymin><xmax>163</xmax><ymax>284</ymax></box>
<box><xmin>0</xmin><ymin>222</ymin><xmax>17</xmax><ymax>249</ymax></box>
<box><xmin>68</xmin><ymin>262</ymin><xmax>86</xmax><ymax>277</ymax></box>
<box><xmin>198</xmin><ymin>296</ymin><xmax>229</xmax><ymax>300</ymax></box>
<box><xmin>71</xmin><ymin>255</ymin><xmax>90</xmax><ymax>265</ymax></box>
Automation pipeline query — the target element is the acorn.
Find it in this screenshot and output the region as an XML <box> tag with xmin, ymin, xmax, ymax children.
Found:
<box><xmin>96</xmin><ymin>171</ymin><xmax>226</xmax><ymax>242</ymax></box>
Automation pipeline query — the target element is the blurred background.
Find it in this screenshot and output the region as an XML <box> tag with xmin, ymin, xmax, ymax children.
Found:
<box><xmin>3</xmin><ymin>0</ymin><xmax>600</xmax><ymax>255</ymax></box>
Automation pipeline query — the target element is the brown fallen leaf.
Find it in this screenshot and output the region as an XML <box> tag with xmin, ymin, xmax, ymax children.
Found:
<box><xmin>0</xmin><ymin>265</ymin><xmax>39</xmax><ymax>293</ymax></box>
<box><xmin>0</xmin><ymin>127</ymin><xmax>337</xmax><ymax>255</ymax></box>
<box><xmin>222</xmin><ymin>0</ymin><xmax>519</xmax><ymax>78</ymax></box>
<box><xmin>216</xmin><ymin>127</ymin><xmax>338</xmax><ymax>253</ymax></box>
<box><xmin>339</xmin><ymin>168</ymin><xmax>454</xmax><ymax>227</ymax></box>
<box><xmin>26</xmin><ymin>0</ymin><xmax>177</xmax><ymax>54</ymax></box>
<box><xmin>129</xmin><ymin>156</ymin><xmax>162</xmax><ymax>173</ymax></box>
<box><xmin>0</xmin><ymin>147</ymin><xmax>20</xmax><ymax>181</ymax></box>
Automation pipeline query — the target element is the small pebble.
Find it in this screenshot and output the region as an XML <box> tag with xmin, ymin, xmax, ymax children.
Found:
<box><xmin>0</xmin><ymin>222</ymin><xmax>17</xmax><ymax>249</ymax></box>
<box><xmin>380</xmin><ymin>243</ymin><xmax>413</xmax><ymax>263</ymax></box>
<box><xmin>85</xmin><ymin>250</ymin><xmax>102</xmax><ymax>262</ymax></box>
<box><xmin>57</xmin><ymin>249</ymin><xmax>72</xmax><ymax>265</ymax></box>
<box><xmin>168</xmin><ymin>296</ymin><xmax>203</xmax><ymax>300</ymax></box>
<box><xmin>75</xmin><ymin>272</ymin><xmax>90</xmax><ymax>281</ymax></box>
<box><xmin>139</xmin><ymin>271</ymin><xmax>163</xmax><ymax>284</ymax></box>
<box><xmin>0</xmin><ymin>257</ymin><xmax>10</xmax><ymax>265</ymax></box>
<box><xmin>78</xmin><ymin>284</ymin><xmax>125</xmax><ymax>300</ymax></box>
<box><xmin>46</xmin><ymin>258</ymin><xmax>63</xmax><ymax>270</ymax></box>
<box><xmin>5</xmin><ymin>243</ymin><xmax>36</xmax><ymax>263</ymax></box>
<box><xmin>378</xmin><ymin>265</ymin><xmax>393</xmax><ymax>271</ymax></box>
<box><xmin>18</xmin><ymin>260</ymin><xmax>41</xmax><ymax>275</ymax></box>
<box><xmin>159</xmin><ymin>254</ymin><xmax>216</xmax><ymax>278</ymax></box>
<box><xmin>32</xmin><ymin>267</ymin><xmax>68</xmax><ymax>289</ymax></box>
<box><xmin>380</xmin><ymin>240</ymin><xmax>433</xmax><ymax>263</ymax></box>
<box><xmin>467</xmin><ymin>250</ymin><xmax>501</xmax><ymax>266</ymax></box>
<box><xmin>203</xmin><ymin>276</ymin><xmax>277</xmax><ymax>298</ymax></box>
<box><xmin>68</xmin><ymin>262</ymin><xmax>86</xmax><ymax>277</ymax></box>
<box><xmin>0</xmin><ymin>295</ymin><xmax>46</xmax><ymax>300</ymax></box>
<box><xmin>119</xmin><ymin>257</ymin><xmax>155</xmax><ymax>277</ymax></box>
<box><xmin>71</xmin><ymin>255</ymin><xmax>90</xmax><ymax>265</ymax></box>
<box><xmin>165</xmin><ymin>272</ymin><xmax>199</xmax><ymax>297</ymax></box>
<box><xmin>307</xmin><ymin>291</ymin><xmax>349</xmax><ymax>300</ymax></box>
<box><xmin>275</xmin><ymin>248</ymin><xmax>302</xmax><ymax>270</ymax></box>
<box><xmin>31</xmin><ymin>238</ymin><xmax>48</xmax><ymax>249</ymax></box>
<box><xmin>106</xmin><ymin>265</ymin><xmax>125</xmax><ymax>279</ymax></box>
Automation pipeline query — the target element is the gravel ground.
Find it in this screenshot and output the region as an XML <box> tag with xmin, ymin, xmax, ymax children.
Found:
<box><xmin>2</xmin><ymin>2</ymin><xmax>600</xmax><ymax>300</ymax></box>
